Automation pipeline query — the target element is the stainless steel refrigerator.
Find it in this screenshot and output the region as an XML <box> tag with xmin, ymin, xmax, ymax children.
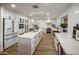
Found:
<box><xmin>3</xmin><ymin>18</ymin><xmax>17</xmax><ymax>49</ymax></box>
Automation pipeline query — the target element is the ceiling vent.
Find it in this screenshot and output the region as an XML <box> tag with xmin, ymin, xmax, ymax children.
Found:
<box><xmin>32</xmin><ymin>5</ymin><xmax>39</xmax><ymax>8</ymax></box>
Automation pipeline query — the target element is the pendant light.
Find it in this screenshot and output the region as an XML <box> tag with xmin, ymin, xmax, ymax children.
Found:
<box><xmin>46</xmin><ymin>12</ymin><xmax>52</xmax><ymax>23</ymax></box>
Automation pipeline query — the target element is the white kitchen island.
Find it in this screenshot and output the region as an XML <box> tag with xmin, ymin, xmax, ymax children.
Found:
<box><xmin>17</xmin><ymin>30</ymin><xmax>43</xmax><ymax>55</ymax></box>
<box><xmin>54</xmin><ymin>32</ymin><xmax>79</xmax><ymax>55</ymax></box>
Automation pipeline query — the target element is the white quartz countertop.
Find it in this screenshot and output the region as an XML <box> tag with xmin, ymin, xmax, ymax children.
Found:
<box><xmin>51</xmin><ymin>27</ymin><xmax>60</xmax><ymax>31</ymax></box>
<box><xmin>18</xmin><ymin>30</ymin><xmax>42</xmax><ymax>39</ymax></box>
<box><xmin>55</xmin><ymin>32</ymin><xmax>79</xmax><ymax>55</ymax></box>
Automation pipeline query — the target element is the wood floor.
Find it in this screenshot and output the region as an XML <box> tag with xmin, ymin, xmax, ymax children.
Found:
<box><xmin>34</xmin><ymin>33</ymin><xmax>58</xmax><ymax>55</ymax></box>
<box><xmin>0</xmin><ymin>43</ymin><xmax>18</xmax><ymax>55</ymax></box>
<box><xmin>0</xmin><ymin>33</ymin><xmax>58</xmax><ymax>55</ymax></box>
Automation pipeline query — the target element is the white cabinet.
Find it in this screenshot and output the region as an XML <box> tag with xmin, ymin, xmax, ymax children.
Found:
<box><xmin>54</xmin><ymin>35</ymin><xmax>63</xmax><ymax>55</ymax></box>
<box><xmin>31</xmin><ymin>32</ymin><xmax>43</xmax><ymax>54</ymax></box>
<box><xmin>17</xmin><ymin>38</ymin><xmax>31</xmax><ymax>55</ymax></box>
<box><xmin>54</xmin><ymin>36</ymin><xmax>59</xmax><ymax>51</ymax></box>
<box><xmin>51</xmin><ymin>32</ymin><xmax>59</xmax><ymax>54</ymax></box>
<box><xmin>18</xmin><ymin>30</ymin><xmax>42</xmax><ymax>55</ymax></box>
<box><xmin>51</xmin><ymin>32</ymin><xmax>59</xmax><ymax>52</ymax></box>
<box><xmin>54</xmin><ymin>33</ymin><xmax>65</xmax><ymax>55</ymax></box>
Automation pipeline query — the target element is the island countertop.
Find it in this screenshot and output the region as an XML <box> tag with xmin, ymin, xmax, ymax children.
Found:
<box><xmin>55</xmin><ymin>32</ymin><xmax>79</xmax><ymax>55</ymax></box>
<box><xmin>18</xmin><ymin>29</ymin><xmax>42</xmax><ymax>39</ymax></box>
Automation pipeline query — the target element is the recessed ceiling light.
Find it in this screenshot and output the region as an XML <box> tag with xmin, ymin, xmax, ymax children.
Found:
<box><xmin>11</xmin><ymin>4</ymin><xmax>16</xmax><ymax>8</ymax></box>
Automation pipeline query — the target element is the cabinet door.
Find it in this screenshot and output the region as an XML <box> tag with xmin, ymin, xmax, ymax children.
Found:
<box><xmin>31</xmin><ymin>37</ymin><xmax>37</xmax><ymax>54</ymax></box>
<box><xmin>18</xmin><ymin>38</ymin><xmax>31</xmax><ymax>55</ymax></box>
<box><xmin>58</xmin><ymin>43</ymin><xmax>65</xmax><ymax>55</ymax></box>
<box><xmin>31</xmin><ymin>38</ymin><xmax>34</xmax><ymax>48</ymax></box>
<box><xmin>36</xmin><ymin>34</ymin><xmax>40</xmax><ymax>46</ymax></box>
<box><xmin>39</xmin><ymin>32</ymin><xmax>41</xmax><ymax>40</ymax></box>
<box><xmin>54</xmin><ymin>37</ymin><xmax>59</xmax><ymax>51</ymax></box>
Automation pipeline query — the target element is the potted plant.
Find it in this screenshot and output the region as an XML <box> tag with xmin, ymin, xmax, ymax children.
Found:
<box><xmin>60</xmin><ymin>23</ymin><xmax>68</xmax><ymax>32</ymax></box>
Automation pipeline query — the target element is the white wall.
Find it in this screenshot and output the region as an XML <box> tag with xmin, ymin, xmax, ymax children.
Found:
<box><xmin>0</xmin><ymin>6</ymin><xmax>4</xmax><ymax>51</ymax></box>
<box><xmin>51</xmin><ymin>18</ymin><xmax>58</xmax><ymax>27</ymax></box>
<box><xmin>35</xmin><ymin>18</ymin><xmax>57</xmax><ymax>29</ymax></box>
<box><xmin>52</xmin><ymin>19</ymin><xmax>57</xmax><ymax>25</ymax></box>
<box><xmin>58</xmin><ymin>4</ymin><xmax>79</xmax><ymax>37</ymax></box>
<box><xmin>35</xmin><ymin>19</ymin><xmax>46</xmax><ymax>29</ymax></box>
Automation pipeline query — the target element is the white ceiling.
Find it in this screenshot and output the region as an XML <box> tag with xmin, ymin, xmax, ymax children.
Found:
<box><xmin>1</xmin><ymin>3</ymin><xmax>72</xmax><ymax>19</ymax></box>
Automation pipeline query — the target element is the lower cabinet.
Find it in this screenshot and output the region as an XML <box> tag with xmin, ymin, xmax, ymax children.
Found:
<box><xmin>58</xmin><ymin>43</ymin><xmax>65</xmax><ymax>55</ymax></box>
<box><xmin>54</xmin><ymin>36</ymin><xmax>59</xmax><ymax>52</ymax></box>
<box><xmin>17</xmin><ymin>38</ymin><xmax>31</xmax><ymax>55</ymax></box>
<box><xmin>17</xmin><ymin>32</ymin><xmax>42</xmax><ymax>55</ymax></box>
<box><xmin>53</xmin><ymin>33</ymin><xmax>65</xmax><ymax>55</ymax></box>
